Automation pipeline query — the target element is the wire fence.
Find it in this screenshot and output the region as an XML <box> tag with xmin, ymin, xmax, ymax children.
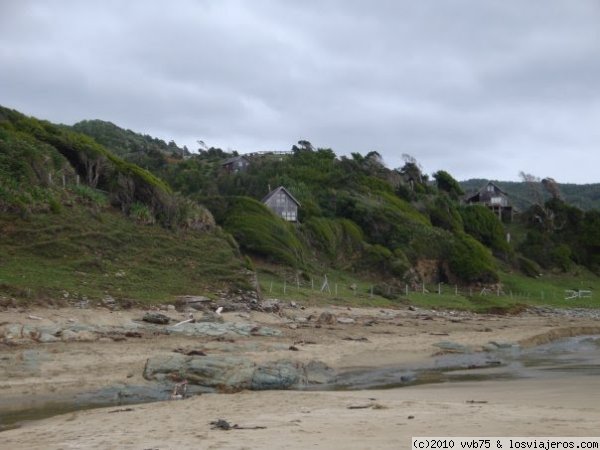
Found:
<box><xmin>258</xmin><ymin>274</ymin><xmax>594</xmax><ymax>303</ymax></box>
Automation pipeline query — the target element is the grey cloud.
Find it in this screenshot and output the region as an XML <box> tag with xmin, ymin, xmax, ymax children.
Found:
<box><xmin>1</xmin><ymin>0</ymin><xmax>599</xmax><ymax>183</ymax></box>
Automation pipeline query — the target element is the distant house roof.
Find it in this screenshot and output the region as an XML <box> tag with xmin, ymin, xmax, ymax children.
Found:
<box><xmin>261</xmin><ymin>186</ymin><xmax>301</xmax><ymax>206</ymax></box>
<box><xmin>466</xmin><ymin>181</ymin><xmax>508</xmax><ymax>202</ymax></box>
<box><xmin>221</xmin><ymin>155</ymin><xmax>249</xmax><ymax>166</ymax></box>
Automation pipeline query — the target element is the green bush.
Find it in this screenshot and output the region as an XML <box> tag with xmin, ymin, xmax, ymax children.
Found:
<box><xmin>444</xmin><ymin>233</ymin><xmax>499</xmax><ymax>283</ymax></box>
<box><xmin>222</xmin><ymin>196</ymin><xmax>306</xmax><ymax>268</ymax></box>
<box><xmin>302</xmin><ymin>217</ymin><xmax>364</xmax><ymax>262</ymax></box>
<box><xmin>72</xmin><ymin>185</ymin><xmax>109</xmax><ymax>207</ymax></box>
<box><xmin>48</xmin><ymin>197</ymin><xmax>62</xmax><ymax>214</ymax></box>
<box><xmin>517</xmin><ymin>255</ymin><xmax>542</xmax><ymax>278</ymax></box>
<box><xmin>428</xmin><ymin>196</ymin><xmax>463</xmax><ymax>233</ymax></box>
<box><xmin>460</xmin><ymin>205</ymin><xmax>510</xmax><ymax>253</ymax></box>
<box><xmin>129</xmin><ymin>202</ymin><xmax>155</xmax><ymax>225</ymax></box>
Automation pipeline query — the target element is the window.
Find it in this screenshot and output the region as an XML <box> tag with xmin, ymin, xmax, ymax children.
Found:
<box><xmin>276</xmin><ymin>193</ymin><xmax>285</xmax><ymax>206</ymax></box>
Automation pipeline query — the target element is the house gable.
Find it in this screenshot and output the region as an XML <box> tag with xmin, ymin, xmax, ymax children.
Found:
<box><xmin>466</xmin><ymin>181</ymin><xmax>513</xmax><ymax>221</ymax></box>
<box><xmin>221</xmin><ymin>156</ymin><xmax>250</xmax><ymax>173</ymax></box>
<box><xmin>262</xmin><ymin>186</ymin><xmax>300</xmax><ymax>222</ymax></box>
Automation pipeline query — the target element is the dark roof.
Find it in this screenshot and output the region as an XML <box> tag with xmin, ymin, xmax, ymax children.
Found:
<box><xmin>221</xmin><ymin>155</ymin><xmax>249</xmax><ymax>166</ymax></box>
<box><xmin>261</xmin><ymin>186</ymin><xmax>301</xmax><ymax>206</ymax></box>
<box><xmin>484</xmin><ymin>181</ymin><xmax>508</xmax><ymax>195</ymax></box>
<box><xmin>466</xmin><ymin>181</ymin><xmax>508</xmax><ymax>202</ymax></box>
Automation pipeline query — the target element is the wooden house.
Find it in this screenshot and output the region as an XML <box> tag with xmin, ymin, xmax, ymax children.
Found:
<box><xmin>465</xmin><ymin>181</ymin><xmax>513</xmax><ymax>222</ymax></box>
<box><xmin>262</xmin><ymin>186</ymin><xmax>300</xmax><ymax>222</ymax></box>
<box><xmin>221</xmin><ymin>156</ymin><xmax>250</xmax><ymax>174</ymax></box>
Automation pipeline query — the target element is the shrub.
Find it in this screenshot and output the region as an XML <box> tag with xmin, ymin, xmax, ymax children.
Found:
<box><xmin>444</xmin><ymin>233</ymin><xmax>499</xmax><ymax>283</ymax></box>
<box><xmin>129</xmin><ymin>202</ymin><xmax>155</xmax><ymax>225</ymax></box>
<box><xmin>517</xmin><ymin>256</ymin><xmax>542</xmax><ymax>278</ymax></box>
<box><xmin>428</xmin><ymin>196</ymin><xmax>463</xmax><ymax>233</ymax></box>
<box><xmin>222</xmin><ymin>196</ymin><xmax>306</xmax><ymax>268</ymax></box>
<box><xmin>72</xmin><ymin>185</ymin><xmax>109</xmax><ymax>207</ymax></box>
<box><xmin>460</xmin><ymin>205</ymin><xmax>509</xmax><ymax>253</ymax></box>
<box><xmin>302</xmin><ymin>217</ymin><xmax>364</xmax><ymax>262</ymax></box>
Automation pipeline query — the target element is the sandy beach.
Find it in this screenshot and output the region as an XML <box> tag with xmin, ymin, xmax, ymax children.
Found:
<box><xmin>1</xmin><ymin>304</ymin><xmax>599</xmax><ymax>449</ymax></box>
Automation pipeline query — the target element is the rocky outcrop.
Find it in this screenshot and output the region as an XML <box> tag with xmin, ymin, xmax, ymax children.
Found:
<box><xmin>1</xmin><ymin>319</ymin><xmax>281</xmax><ymax>345</ymax></box>
<box><xmin>166</xmin><ymin>322</ymin><xmax>281</xmax><ymax>337</ymax></box>
<box><xmin>143</xmin><ymin>354</ymin><xmax>335</xmax><ymax>392</ymax></box>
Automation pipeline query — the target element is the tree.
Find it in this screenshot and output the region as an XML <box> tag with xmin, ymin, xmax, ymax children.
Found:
<box><xmin>292</xmin><ymin>140</ymin><xmax>314</xmax><ymax>153</ymax></box>
<box><xmin>542</xmin><ymin>177</ymin><xmax>561</xmax><ymax>200</ymax></box>
<box><xmin>433</xmin><ymin>170</ymin><xmax>463</xmax><ymax>199</ymax></box>
<box><xmin>399</xmin><ymin>154</ymin><xmax>426</xmax><ymax>191</ymax></box>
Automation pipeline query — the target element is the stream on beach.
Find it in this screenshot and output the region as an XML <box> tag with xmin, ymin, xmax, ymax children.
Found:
<box><xmin>2</xmin><ymin>335</ymin><xmax>600</xmax><ymax>430</ymax></box>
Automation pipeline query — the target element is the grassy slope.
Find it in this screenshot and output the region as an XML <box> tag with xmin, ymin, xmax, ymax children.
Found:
<box><xmin>255</xmin><ymin>265</ymin><xmax>600</xmax><ymax>311</ymax></box>
<box><xmin>0</xmin><ymin>203</ymin><xmax>248</xmax><ymax>304</ymax></box>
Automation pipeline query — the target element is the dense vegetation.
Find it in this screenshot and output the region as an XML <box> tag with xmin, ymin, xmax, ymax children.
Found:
<box><xmin>461</xmin><ymin>178</ymin><xmax>600</xmax><ymax>211</ymax></box>
<box><xmin>71</xmin><ymin>118</ymin><xmax>600</xmax><ymax>282</ymax></box>
<box><xmin>0</xmin><ymin>106</ymin><xmax>248</xmax><ymax>303</ymax></box>
<box><xmin>2</xmin><ymin>105</ymin><xmax>599</xmax><ymax>306</ymax></box>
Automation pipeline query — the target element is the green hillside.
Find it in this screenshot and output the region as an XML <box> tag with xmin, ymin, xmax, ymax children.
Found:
<box><xmin>2</xmin><ymin>107</ymin><xmax>599</xmax><ymax>307</ymax></box>
<box><xmin>0</xmin><ymin>106</ymin><xmax>249</xmax><ymax>304</ymax></box>
<box><xmin>72</xmin><ymin>119</ymin><xmax>190</xmax><ymax>171</ymax></box>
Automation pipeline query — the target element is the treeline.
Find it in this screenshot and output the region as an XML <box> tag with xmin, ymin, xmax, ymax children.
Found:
<box><xmin>66</xmin><ymin>118</ymin><xmax>600</xmax><ymax>281</ymax></box>
<box><xmin>3</xmin><ymin>106</ymin><xmax>598</xmax><ymax>287</ymax></box>
<box><xmin>0</xmin><ymin>106</ymin><xmax>213</xmax><ymax>231</ymax></box>
<box><xmin>461</xmin><ymin>178</ymin><xmax>600</xmax><ymax>211</ymax></box>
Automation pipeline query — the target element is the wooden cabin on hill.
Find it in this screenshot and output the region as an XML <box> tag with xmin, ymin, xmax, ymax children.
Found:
<box><xmin>262</xmin><ymin>186</ymin><xmax>300</xmax><ymax>222</ymax></box>
<box><xmin>465</xmin><ymin>181</ymin><xmax>513</xmax><ymax>222</ymax></box>
<box><xmin>221</xmin><ymin>156</ymin><xmax>250</xmax><ymax>174</ymax></box>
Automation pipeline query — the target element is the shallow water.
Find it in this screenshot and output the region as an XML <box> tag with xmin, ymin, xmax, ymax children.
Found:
<box><xmin>328</xmin><ymin>335</ymin><xmax>600</xmax><ymax>390</ymax></box>
<box><xmin>2</xmin><ymin>335</ymin><xmax>599</xmax><ymax>430</ymax></box>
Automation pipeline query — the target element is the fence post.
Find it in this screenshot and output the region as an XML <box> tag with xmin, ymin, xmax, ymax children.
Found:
<box><xmin>269</xmin><ymin>281</ymin><xmax>273</xmax><ymax>293</ymax></box>
<box><xmin>370</xmin><ymin>285</ymin><xmax>373</xmax><ymax>298</ymax></box>
<box><xmin>455</xmin><ymin>285</ymin><xmax>458</xmax><ymax>296</ymax></box>
<box><xmin>283</xmin><ymin>279</ymin><xmax>286</xmax><ymax>295</ymax></box>
<box><xmin>405</xmin><ymin>284</ymin><xmax>409</xmax><ymax>296</ymax></box>
<box><xmin>335</xmin><ymin>283</ymin><xmax>338</xmax><ymax>296</ymax></box>
<box><xmin>422</xmin><ymin>283</ymin><xmax>425</xmax><ymax>294</ymax></box>
<box><xmin>438</xmin><ymin>283</ymin><xmax>442</xmax><ymax>295</ymax></box>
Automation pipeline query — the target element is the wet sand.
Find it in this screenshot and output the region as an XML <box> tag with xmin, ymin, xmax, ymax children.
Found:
<box><xmin>1</xmin><ymin>305</ymin><xmax>599</xmax><ymax>448</ymax></box>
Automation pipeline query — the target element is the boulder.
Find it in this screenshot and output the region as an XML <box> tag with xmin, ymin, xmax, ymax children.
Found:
<box><xmin>317</xmin><ymin>312</ymin><xmax>337</xmax><ymax>325</ymax></box>
<box><xmin>259</xmin><ymin>299</ymin><xmax>281</xmax><ymax>313</ymax></box>
<box><xmin>38</xmin><ymin>333</ymin><xmax>60</xmax><ymax>343</ymax></box>
<box><xmin>60</xmin><ymin>329</ymin><xmax>98</xmax><ymax>342</ymax></box>
<box><xmin>142</xmin><ymin>312</ymin><xmax>171</xmax><ymax>325</ymax></box>
<box><xmin>337</xmin><ymin>317</ymin><xmax>356</xmax><ymax>325</ymax></box>
<box><xmin>143</xmin><ymin>354</ymin><xmax>335</xmax><ymax>392</ymax></box>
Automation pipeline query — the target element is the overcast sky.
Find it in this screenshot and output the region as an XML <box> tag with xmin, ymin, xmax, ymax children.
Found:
<box><xmin>1</xmin><ymin>1</ymin><xmax>600</xmax><ymax>183</ymax></box>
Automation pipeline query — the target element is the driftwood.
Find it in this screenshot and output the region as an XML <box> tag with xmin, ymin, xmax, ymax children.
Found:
<box><xmin>27</xmin><ymin>315</ymin><xmax>44</xmax><ymax>321</ymax></box>
<box><xmin>342</xmin><ymin>336</ymin><xmax>369</xmax><ymax>342</ymax></box>
<box><xmin>173</xmin><ymin>318</ymin><xmax>195</xmax><ymax>327</ymax></box>
<box><xmin>108</xmin><ymin>408</ymin><xmax>134</xmax><ymax>413</ymax></box>
<box><xmin>210</xmin><ymin>419</ymin><xmax>266</xmax><ymax>431</ymax></box>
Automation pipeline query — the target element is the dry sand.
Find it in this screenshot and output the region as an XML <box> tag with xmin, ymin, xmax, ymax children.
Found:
<box><xmin>1</xmin><ymin>304</ymin><xmax>599</xmax><ymax>449</ymax></box>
